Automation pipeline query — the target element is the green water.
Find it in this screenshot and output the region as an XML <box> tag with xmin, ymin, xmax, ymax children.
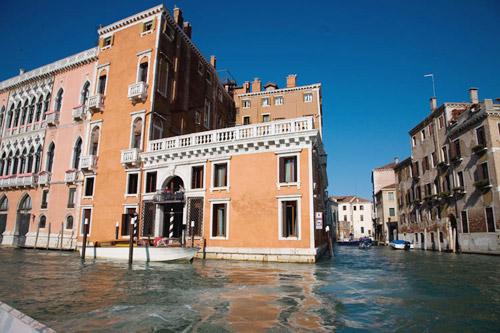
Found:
<box><xmin>0</xmin><ymin>246</ymin><xmax>498</xmax><ymax>332</ymax></box>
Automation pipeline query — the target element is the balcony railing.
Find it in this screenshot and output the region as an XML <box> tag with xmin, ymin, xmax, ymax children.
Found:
<box><xmin>120</xmin><ymin>148</ymin><xmax>141</xmax><ymax>166</ymax></box>
<box><xmin>87</xmin><ymin>94</ymin><xmax>104</xmax><ymax>112</ymax></box>
<box><xmin>45</xmin><ymin>112</ymin><xmax>59</xmax><ymax>127</ymax></box>
<box><xmin>38</xmin><ymin>172</ymin><xmax>51</xmax><ymax>186</ymax></box>
<box><xmin>80</xmin><ymin>155</ymin><xmax>97</xmax><ymax>170</ymax></box>
<box><xmin>128</xmin><ymin>82</ymin><xmax>148</xmax><ymax>101</ymax></box>
<box><xmin>148</xmin><ymin>117</ymin><xmax>314</xmax><ymax>153</ymax></box>
<box><xmin>72</xmin><ymin>105</ymin><xmax>85</xmax><ymax>121</ymax></box>
<box><xmin>64</xmin><ymin>170</ymin><xmax>79</xmax><ymax>183</ymax></box>
<box><xmin>153</xmin><ymin>191</ymin><xmax>185</xmax><ymax>203</ymax></box>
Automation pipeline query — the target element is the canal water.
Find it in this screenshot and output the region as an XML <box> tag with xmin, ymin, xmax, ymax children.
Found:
<box><xmin>0</xmin><ymin>247</ymin><xmax>498</xmax><ymax>332</ymax></box>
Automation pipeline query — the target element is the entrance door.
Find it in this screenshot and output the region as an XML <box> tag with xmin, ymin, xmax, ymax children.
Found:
<box><xmin>163</xmin><ymin>203</ymin><xmax>184</xmax><ymax>238</ymax></box>
<box><xmin>16</xmin><ymin>195</ymin><xmax>32</xmax><ymax>247</ymax></box>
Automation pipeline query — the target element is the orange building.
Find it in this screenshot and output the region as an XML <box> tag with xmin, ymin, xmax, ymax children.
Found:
<box><xmin>0</xmin><ymin>5</ymin><xmax>329</xmax><ymax>262</ymax></box>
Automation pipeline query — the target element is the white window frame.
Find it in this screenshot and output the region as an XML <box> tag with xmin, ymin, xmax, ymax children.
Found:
<box><xmin>261</xmin><ymin>97</ymin><xmax>270</xmax><ymax>107</ymax></box>
<box><xmin>64</xmin><ymin>214</ymin><xmax>75</xmax><ymax>230</ymax></box>
<box><xmin>141</xmin><ymin>20</ymin><xmax>154</xmax><ymax>36</ymax></box>
<box><xmin>125</xmin><ymin>171</ymin><xmax>140</xmax><ymax>197</ymax></box>
<box><xmin>210</xmin><ymin>158</ymin><xmax>230</xmax><ymax>191</ymax></box>
<box><xmin>242</xmin><ymin>99</ymin><xmax>251</xmax><ymax>109</ymax></box>
<box><xmin>87</xmin><ymin>121</ymin><xmax>103</xmax><ymax>156</ymax></box>
<box><xmin>129</xmin><ymin>111</ymin><xmax>146</xmax><ymax>150</ymax></box>
<box><xmin>209</xmin><ymin>198</ymin><xmax>230</xmax><ymax>240</ymax></box>
<box><xmin>276</xmin><ymin>150</ymin><xmax>301</xmax><ymax>189</ymax></box>
<box><xmin>80</xmin><ymin>206</ymin><xmax>93</xmax><ymax>236</ymax></box>
<box><xmin>101</xmin><ymin>36</ymin><xmax>113</xmax><ymax>50</ymax></box>
<box><xmin>135</xmin><ymin>50</ymin><xmax>152</xmax><ymax>83</ymax></box>
<box><xmin>420</xmin><ymin>129</ymin><xmax>426</xmax><ymax>141</ymax></box>
<box><xmin>303</xmin><ymin>92</ymin><xmax>313</xmax><ymax>103</ymax></box>
<box><xmin>122</xmin><ymin>204</ymin><xmax>139</xmax><ymax>239</ymax></box>
<box><xmin>277</xmin><ymin>195</ymin><xmax>302</xmax><ymax>240</ymax></box>
<box><xmin>262</xmin><ymin>113</ymin><xmax>270</xmax><ymax>123</ymax></box>
<box><xmin>461</xmin><ymin>210</ymin><xmax>469</xmax><ymax>234</ymax></box>
<box><xmin>274</xmin><ymin>95</ymin><xmax>284</xmax><ymax>106</ymax></box>
<box><xmin>95</xmin><ymin>65</ymin><xmax>110</xmax><ymax>95</ymax></box>
<box><xmin>412</xmin><ymin>136</ymin><xmax>416</xmax><ymax>147</ymax></box>
<box><xmin>83</xmin><ymin>176</ymin><xmax>95</xmax><ymax>199</ymax></box>
<box><xmin>242</xmin><ymin>116</ymin><xmax>251</xmax><ymax>125</ymax></box>
<box><xmin>190</xmin><ymin>163</ymin><xmax>206</xmax><ymax>191</ymax></box>
<box><xmin>485</xmin><ymin>206</ymin><xmax>496</xmax><ymax>233</ymax></box>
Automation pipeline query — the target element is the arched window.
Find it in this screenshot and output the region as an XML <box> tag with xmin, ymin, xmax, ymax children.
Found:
<box><xmin>19</xmin><ymin>194</ymin><xmax>32</xmax><ymax>211</ymax></box>
<box><xmin>12</xmin><ymin>150</ymin><xmax>20</xmax><ymax>175</ymax></box>
<box><xmin>46</xmin><ymin>143</ymin><xmax>55</xmax><ymax>173</ymax></box>
<box><xmin>72</xmin><ymin>137</ymin><xmax>82</xmax><ymax>169</ymax></box>
<box><xmin>81</xmin><ymin>81</ymin><xmax>90</xmax><ymax>105</ymax></box>
<box><xmin>55</xmin><ymin>88</ymin><xmax>64</xmax><ymax>113</ymax></box>
<box><xmin>0</xmin><ymin>106</ymin><xmax>5</xmax><ymax>131</ymax></box>
<box><xmin>97</xmin><ymin>72</ymin><xmax>107</xmax><ymax>95</ymax></box>
<box><xmin>90</xmin><ymin>126</ymin><xmax>100</xmax><ymax>155</ymax></box>
<box><xmin>0</xmin><ymin>196</ymin><xmax>8</xmax><ymax>211</ymax></box>
<box><xmin>6</xmin><ymin>104</ymin><xmax>14</xmax><ymax>128</ymax></box>
<box><xmin>39</xmin><ymin>215</ymin><xmax>46</xmax><ymax>229</ymax></box>
<box><xmin>66</xmin><ymin>215</ymin><xmax>74</xmax><ymax>229</ymax></box>
<box><xmin>34</xmin><ymin>147</ymin><xmax>42</xmax><ymax>173</ymax></box>
<box><xmin>27</xmin><ymin>98</ymin><xmax>35</xmax><ymax>124</ymax></box>
<box><xmin>13</xmin><ymin>102</ymin><xmax>21</xmax><ymax>127</ymax></box>
<box><xmin>19</xmin><ymin>149</ymin><xmax>28</xmax><ymax>174</ymax></box>
<box><xmin>27</xmin><ymin>147</ymin><xmax>34</xmax><ymax>173</ymax></box>
<box><xmin>0</xmin><ymin>152</ymin><xmax>5</xmax><ymax>176</ymax></box>
<box><xmin>5</xmin><ymin>152</ymin><xmax>13</xmax><ymax>176</ymax></box>
<box><xmin>20</xmin><ymin>100</ymin><xmax>28</xmax><ymax>125</ymax></box>
<box><xmin>131</xmin><ymin>118</ymin><xmax>143</xmax><ymax>149</ymax></box>
<box><xmin>43</xmin><ymin>93</ymin><xmax>51</xmax><ymax>120</ymax></box>
<box><xmin>35</xmin><ymin>95</ymin><xmax>43</xmax><ymax>122</ymax></box>
<box><xmin>138</xmin><ymin>58</ymin><xmax>149</xmax><ymax>83</ymax></box>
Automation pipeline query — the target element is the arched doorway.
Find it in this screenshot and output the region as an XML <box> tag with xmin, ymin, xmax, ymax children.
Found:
<box><xmin>16</xmin><ymin>194</ymin><xmax>32</xmax><ymax>247</ymax></box>
<box><xmin>0</xmin><ymin>196</ymin><xmax>8</xmax><ymax>244</ymax></box>
<box><xmin>155</xmin><ymin>176</ymin><xmax>185</xmax><ymax>239</ymax></box>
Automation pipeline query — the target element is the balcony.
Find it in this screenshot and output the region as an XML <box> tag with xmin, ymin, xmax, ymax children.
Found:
<box><xmin>64</xmin><ymin>170</ymin><xmax>79</xmax><ymax>183</ymax></box>
<box><xmin>153</xmin><ymin>190</ymin><xmax>185</xmax><ymax>203</ymax></box>
<box><xmin>45</xmin><ymin>112</ymin><xmax>59</xmax><ymax>127</ymax></box>
<box><xmin>128</xmin><ymin>82</ymin><xmax>148</xmax><ymax>101</ymax></box>
<box><xmin>17</xmin><ymin>174</ymin><xmax>37</xmax><ymax>187</ymax></box>
<box><xmin>472</xmin><ymin>144</ymin><xmax>487</xmax><ymax>155</ymax></box>
<box><xmin>120</xmin><ymin>148</ymin><xmax>141</xmax><ymax>167</ymax></box>
<box><xmin>80</xmin><ymin>155</ymin><xmax>97</xmax><ymax>171</ymax></box>
<box><xmin>452</xmin><ymin>186</ymin><xmax>466</xmax><ymax>196</ymax></box>
<box><xmin>87</xmin><ymin>94</ymin><xmax>104</xmax><ymax>112</ymax></box>
<box><xmin>474</xmin><ymin>179</ymin><xmax>492</xmax><ymax>192</ymax></box>
<box><xmin>38</xmin><ymin>172</ymin><xmax>51</xmax><ymax>186</ymax></box>
<box><xmin>72</xmin><ymin>105</ymin><xmax>85</xmax><ymax>121</ymax></box>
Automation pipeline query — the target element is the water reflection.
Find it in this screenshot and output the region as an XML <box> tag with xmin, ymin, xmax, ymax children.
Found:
<box><xmin>0</xmin><ymin>247</ymin><xmax>499</xmax><ymax>332</ymax></box>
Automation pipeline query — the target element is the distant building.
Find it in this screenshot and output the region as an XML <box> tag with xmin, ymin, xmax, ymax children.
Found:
<box><xmin>371</xmin><ymin>161</ymin><xmax>398</xmax><ymax>244</ymax></box>
<box><xmin>395</xmin><ymin>89</ymin><xmax>500</xmax><ymax>254</ymax></box>
<box><xmin>330</xmin><ymin>196</ymin><xmax>373</xmax><ymax>240</ymax></box>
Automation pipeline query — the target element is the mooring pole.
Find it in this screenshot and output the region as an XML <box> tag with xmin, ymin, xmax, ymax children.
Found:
<box><xmin>46</xmin><ymin>223</ymin><xmax>51</xmax><ymax>250</ymax></box>
<box><xmin>34</xmin><ymin>221</ymin><xmax>40</xmax><ymax>249</ymax></box>
<box><xmin>115</xmin><ymin>222</ymin><xmax>119</xmax><ymax>240</ymax></box>
<box><xmin>81</xmin><ymin>218</ymin><xmax>89</xmax><ymax>260</ymax></box>
<box><xmin>191</xmin><ymin>220</ymin><xmax>195</xmax><ymax>248</ymax></box>
<box><xmin>128</xmin><ymin>216</ymin><xmax>136</xmax><ymax>265</ymax></box>
<box><xmin>169</xmin><ymin>209</ymin><xmax>174</xmax><ymax>244</ymax></box>
<box><xmin>60</xmin><ymin>222</ymin><xmax>64</xmax><ymax>250</ymax></box>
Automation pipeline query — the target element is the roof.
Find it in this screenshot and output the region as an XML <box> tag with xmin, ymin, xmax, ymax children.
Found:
<box><xmin>381</xmin><ymin>184</ymin><xmax>396</xmax><ymax>190</ymax></box>
<box><xmin>373</xmin><ymin>161</ymin><xmax>396</xmax><ymax>170</ymax></box>
<box><xmin>330</xmin><ymin>195</ymin><xmax>371</xmax><ymax>204</ymax></box>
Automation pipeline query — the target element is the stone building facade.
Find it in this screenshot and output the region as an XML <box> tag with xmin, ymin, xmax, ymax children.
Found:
<box><xmin>371</xmin><ymin>161</ymin><xmax>398</xmax><ymax>244</ymax></box>
<box><xmin>395</xmin><ymin>89</ymin><xmax>500</xmax><ymax>254</ymax></box>
<box><xmin>330</xmin><ymin>195</ymin><xmax>373</xmax><ymax>240</ymax></box>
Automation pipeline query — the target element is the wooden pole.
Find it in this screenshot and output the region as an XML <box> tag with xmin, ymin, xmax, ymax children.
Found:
<box><xmin>60</xmin><ymin>222</ymin><xmax>64</xmax><ymax>250</ymax></box>
<box><xmin>169</xmin><ymin>209</ymin><xmax>174</xmax><ymax>243</ymax></box>
<box><xmin>128</xmin><ymin>216</ymin><xmax>135</xmax><ymax>265</ymax></box>
<box><xmin>46</xmin><ymin>223</ymin><xmax>51</xmax><ymax>250</ymax></box>
<box><xmin>437</xmin><ymin>228</ymin><xmax>441</xmax><ymax>252</ymax></box>
<box><xmin>70</xmin><ymin>230</ymin><xmax>74</xmax><ymax>250</ymax></box>
<box><xmin>115</xmin><ymin>222</ymin><xmax>119</xmax><ymax>240</ymax></box>
<box><xmin>452</xmin><ymin>228</ymin><xmax>456</xmax><ymax>253</ymax></box>
<box><xmin>81</xmin><ymin>218</ymin><xmax>89</xmax><ymax>260</ymax></box>
<box><xmin>34</xmin><ymin>222</ymin><xmax>40</xmax><ymax>249</ymax></box>
<box><xmin>424</xmin><ymin>228</ymin><xmax>427</xmax><ymax>251</ymax></box>
<box><xmin>191</xmin><ymin>220</ymin><xmax>195</xmax><ymax>248</ymax></box>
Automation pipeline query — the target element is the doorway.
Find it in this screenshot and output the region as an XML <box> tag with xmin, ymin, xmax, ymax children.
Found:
<box><xmin>16</xmin><ymin>194</ymin><xmax>32</xmax><ymax>247</ymax></box>
<box><xmin>163</xmin><ymin>202</ymin><xmax>184</xmax><ymax>238</ymax></box>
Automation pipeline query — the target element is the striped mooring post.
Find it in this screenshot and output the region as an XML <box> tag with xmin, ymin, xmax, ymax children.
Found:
<box><xmin>169</xmin><ymin>209</ymin><xmax>174</xmax><ymax>243</ymax></box>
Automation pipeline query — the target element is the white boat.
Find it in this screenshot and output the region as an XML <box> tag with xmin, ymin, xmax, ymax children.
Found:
<box><xmin>79</xmin><ymin>246</ymin><xmax>199</xmax><ymax>262</ymax></box>
<box><xmin>390</xmin><ymin>240</ymin><xmax>414</xmax><ymax>250</ymax></box>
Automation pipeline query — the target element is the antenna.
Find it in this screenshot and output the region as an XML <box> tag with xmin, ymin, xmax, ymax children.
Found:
<box><xmin>424</xmin><ymin>73</ymin><xmax>436</xmax><ymax>97</ymax></box>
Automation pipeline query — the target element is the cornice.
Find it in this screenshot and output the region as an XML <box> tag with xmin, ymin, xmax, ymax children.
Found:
<box><xmin>236</xmin><ymin>84</ymin><xmax>321</xmax><ymax>98</ymax></box>
<box><xmin>98</xmin><ymin>5</ymin><xmax>164</xmax><ymax>35</ymax></box>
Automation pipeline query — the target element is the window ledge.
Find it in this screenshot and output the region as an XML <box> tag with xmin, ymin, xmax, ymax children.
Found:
<box><xmin>279</xmin><ymin>237</ymin><xmax>300</xmax><ymax>241</ymax></box>
<box><xmin>101</xmin><ymin>45</ymin><xmax>112</xmax><ymax>51</ymax></box>
<box><xmin>277</xmin><ymin>182</ymin><xmax>301</xmax><ymax>189</ymax></box>
<box><xmin>210</xmin><ymin>236</ymin><xmax>228</xmax><ymax>240</ymax></box>
<box><xmin>141</xmin><ymin>30</ymin><xmax>153</xmax><ymax>37</ymax></box>
<box><xmin>210</xmin><ymin>187</ymin><xmax>229</xmax><ymax>192</ymax></box>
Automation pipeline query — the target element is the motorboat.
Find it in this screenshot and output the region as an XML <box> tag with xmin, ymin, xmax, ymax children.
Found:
<box><xmin>389</xmin><ymin>240</ymin><xmax>414</xmax><ymax>250</ymax></box>
<box><xmin>79</xmin><ymin>244</ymin><xmax>199</xmax><ymax>262</ymax></box>
<box><xmin>358</xmin><ymin>237</ymin><xmax>373</xmax><ymax>249</ymax></box>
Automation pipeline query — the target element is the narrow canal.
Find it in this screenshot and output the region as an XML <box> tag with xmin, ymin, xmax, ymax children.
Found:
<box><xmin>0</xmin><ymin>246</ymin><xmax>498</xmax><ymax>332</ymax></box>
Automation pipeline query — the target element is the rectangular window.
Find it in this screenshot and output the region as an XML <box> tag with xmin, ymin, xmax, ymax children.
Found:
<box><xmin>138</xmin><ymin>62</ymin><xmax>148</xmax><ymax>83</ymax></box>
<box><xmin>441</xmin><ymin>146</ymin><xmax>449</xmax><ymax>164</ymax></box>
<box><xmin>84</xmin><ymin>177</ymin><xmax>94</xmax><ymax>197</ymax></box>
<box><xmin>360</xmin><ymin>215</ymin><xmax>364</xmax><ymax>222</ymax></box>
<box><xmin>453</xmin><ymin>139</ymin><xmax>461</xmax><ymax>159</ymax></box>
<box><xmin>243</xmin><ymin>116</ymin><xmax>250</xmax><ymax>125</ymax></box>
<box><xmin>261</xmin><ymin>97</ymin><xmax>270</xmax><ymax>107</ymax></box>
<box><xmin>303</xmin><ymin>93</ymin><xmax>313</xmax><ymax>103</ymax></box>
<box><xmin>343</xmin><ymin>206</ymin><xmax>346</xmax><ymax>211</ymax></box>
<box><xmin>195</xmin><ymin>111</ymin><xmax>201</xmax><ymax>125</ymax></box>
<box><xmin>479</xmin><ymin>162</ymin><xmax>489</xmax><ymax>182</ymax></box>
<box><xmin>412</xmin><ymin>136</ymin><xmax>416</xmax><ymax>147</ymax></box>
<box><xmin>242</xmin><ymin>100</ymin><xmax>251</xmax><ymax>108</ymax></box>
<box><xmin>204</xmin><ymin>99</ymin><xmax>211</xmax><ymax>128</ymax></box>
<box><xmin>41</xmin><ymin>190</ymin><xmax>49</xmax><ymax>209</ymax></box>
<box><xmin>486</xmin><ymin>207</ymin><xmax>495</xmax><ymax>232</ymax></box>
<box><xmin>281</xmin><ymin>200</ymin><xmax>298</xmax><ymax>238</ymax></box>
<box><xmin>279</xmin><ymin>156</ymin><xmax>297</xmax><ymax>183</ymax></box>
<box><xmin>431</xmin><ymin>152</ymin><xmax>437</xmax><ymax>168</ymax></box>
<box><xmin>212</xmin><ymin>203</ymin><xmax>227</xmax><ymax>238</ymax></box>
<box><xmin>388</xmin><ymin>192</ymin><xmax>395</xmax><ymax>200</ymax></box>
<box><xmin>361</xmin><ymin>226</ymin><xmax>364</xmax><ymax>233</ymax></box>
<box><xmin>389</xmin><ymin>208</ymin><xmax>395</xmax><ymax>216</ymax></box>
<box><xmin>476</xmin><ymin>126</ymin><xmax>486</xmax><ymax>146</ymax></box>
<box><xmin>102</xmin><ymin>36</ymin><xmax>112</xmax><ymax>48</ymax></box>
<box><xmin>353</xmin><ymin>206</ymin><xmax>357</xmax><ymax>211</ymax></box>
<box><xmin>344</xmin><ymin>215</ymin><xmax>347</xmax><ymax>221</ymax></box>
<box><xmin>157</xmin><ymin>57</ymin><xmax>169</xmax><ymax>97</ymax></box>
<box><xmin>67</xmin><ymin>188</ymin><xmax>76</xmax><ymax>208</ymax></box>
<box><xmin>439</xmin><ymin>116</ymin><xmax>444</xmax><ymax>129</ymax></box>
<box><xmin>423</xmin><ymin>156</ymin><xmax>429</xmax><ymax>171</ymax></box>
<box><xmin>262</xmin><ymin>114</ymin><xmax>270</xmax><ymax>122</ymax></box>
<box><xmin>274</xmin><ymin>96</ymin><xmax>284</xmax><ymax>105</ymax></box>
<box><xmin>213</xmin><ymin>163</ymin><xmax>228</xmax><ymax>188</ymax></box>
<box><xmin>461</xmin><ymin>210</ymin><xmax>469</xmax><ymax>233</ymax></box>
<box><xmin>457</xmin><ymin>171</ymin><xmax>464</xmax><ymax>187</ymax></box>
<box><xmin>98</xmin><ymin>75</ymin><xmax>107</xmax><ymax>95</ymax></box>
<box><xmin>421</xmin><ymin>129</ymin><xmax>426</xmax><ymax>140</ymax></box>
<box><xmin>143</xmin><ymin>20</ymin><xmax>153</xmax><ymax>33</ymax></box>
<box><xmin>81</xmin><ymin>208</ymin><xmax>92</xmax><ymax>235</ymax></box>
<box><xmin>360</xmin><ymin>205</ymin><xmax>364</xmax><ymax>210</ymax></box>
<box><xmin>127</xmin><ymin>173</ymin><xmax>139</xmax><ymax>195</ymax></box>
<box><xmin>206</xmin><ymin>70</ymin><xmax>212</xmax><ymax>84</ymax></box>
<box><xmin>191</xmin><ymin>166</ymin><xmax>204</xmax><ymax>189</ymax></box>
<box><xmin>145</xmin><ymin>172</ymin><xmax>157</xmax><ymax>193</ymax></box>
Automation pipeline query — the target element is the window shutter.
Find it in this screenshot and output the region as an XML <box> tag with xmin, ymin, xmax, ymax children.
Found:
<box><xmin>110</xmin><ymin>34</ymin><xmax>115</xmax><ymax>46</ymax></box>
<box><xmin>121</xmin><ymin>214</ymin><xmax>128</xmax><ymax>236</ymax></box>
<box><xmin>279</xmin><ymin>157</ymin><xmax>284</xmax><ymax>183</ymax></box>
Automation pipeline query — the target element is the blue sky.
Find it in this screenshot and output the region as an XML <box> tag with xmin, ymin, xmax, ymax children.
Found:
<box><xmin>1</xmin><ymin>0</ymin><xmax>499</xmax><ymax>199</ymax></box>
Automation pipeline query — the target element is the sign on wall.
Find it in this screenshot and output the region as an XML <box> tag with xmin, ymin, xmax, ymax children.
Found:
<box><xmin>315</xmin><ymin>212</ymin><xmax>323</xmax><ymax>229</ymax></box>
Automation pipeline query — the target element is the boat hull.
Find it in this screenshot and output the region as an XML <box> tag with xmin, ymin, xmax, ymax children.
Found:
<box><xmin>79</xmin><ymin>246</ymin><xmax>199</xmax><ymax>262</ymax></box>
<box><xmin>390</xmin><ymin>242</ymin><xmax>414</xmax><ymax>250</ymax></box>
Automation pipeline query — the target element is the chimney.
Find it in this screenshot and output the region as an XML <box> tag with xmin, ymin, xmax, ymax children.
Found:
<box><xmin>183</xmin><ymin>22</ymin><xmax>192</xmax><ymax>38</ymax></box>
<box><xmin>173</xmin><ymin>7</ymin><xmax>184</xmax><ymax>27</ymax></box>
<box><xmin>243</xmin><ymin>81</ymin><xmax>250</xmax><ymax>93</ymax></box>
<box><xmin>210</xmin><ymin>55</ymin><xmax>216</xmax><ymax>69</ymax></box>
<box><xmin>264</xmin><ymin>82</ymin><xmax>278</xmax><ymax>91</ymax></box>
<box><xmin>19</xmin><ymin>68</ymin><xmax>25</xmax><ymax>75</ymax></box>
<box><xmin>430</xmin><ymin>97</ymin><xmax>437</xmax><ymax>112</ymax></box>
<box><xmin>469</xmin><ymin>88</ymin><xmax>479</xmax><ymax>104</ymax></box>
<box><xmin>286</xmin><ymin>74</ymin><xmax>297</xmax><ymax>88</ymax></box>
<box><xmin>252</xmin><ymin>78</ymin><xmax>261</xmax><ymax>92</ymax></box>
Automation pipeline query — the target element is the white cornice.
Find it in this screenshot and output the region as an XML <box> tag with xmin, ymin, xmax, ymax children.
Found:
<box><xmin>236</xmin><ymin>84</ymin><xmax>321</xmax><ymax>98</ymax></box>
<box><xmin>98</xmin><ymin>5</ymin><xmax>164</xmax><ymax>35</ymax></box>
<box><xmin>0</xmin><ymin>48</ymin><xmax>98</xmax><ymax>92</ymax></box>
